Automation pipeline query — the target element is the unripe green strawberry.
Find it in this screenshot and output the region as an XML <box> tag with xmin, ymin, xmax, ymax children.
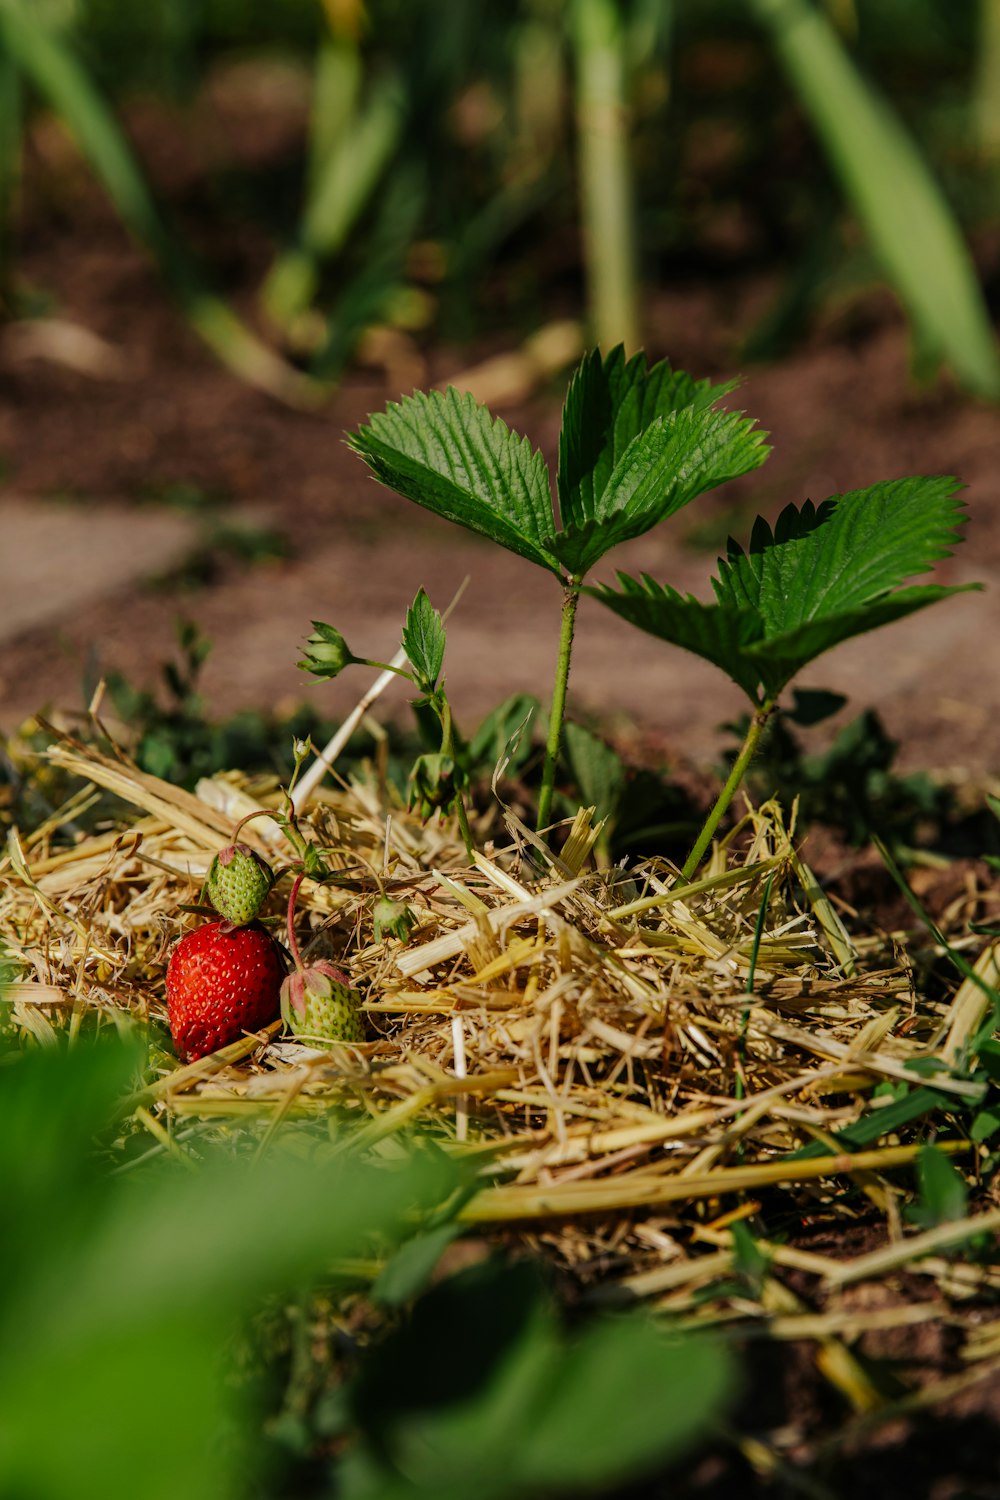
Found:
<box><xmin>280</xmin><ymin>961</ymin><xmax>365</xmax><ymax>1046</ymax></box>
<box><xmin>207</xmin><ymin>842</ymin><xmax>274</xmax><ymax>926</ymax></box>
<box><xmin>166</xmin><ymin>920</ymin><xmax>285</xmax><ymax>1061</ymax></box>
<box><xmin>373</xmin><ymin>896</ymin><xmax>416</xmax><ymax>943</ymax></box>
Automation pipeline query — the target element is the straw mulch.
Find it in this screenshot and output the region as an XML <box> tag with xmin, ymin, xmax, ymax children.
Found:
<box><xmin>3</xmin><ymin>724</ymin><xmax>1000</xmax><ymax>1426</ymax></box>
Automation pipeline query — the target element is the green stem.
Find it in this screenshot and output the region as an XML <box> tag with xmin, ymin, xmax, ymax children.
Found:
<box><xmin>359</xmin><ymin>658</ymin><xmax>414</xmax><ymax>680</ymax></box>
<box><xmin>436</xmin><ymin>689</ymin><xmax>475</xmax><ymax>862</ymax></box>
<box><xmin>285</xmin><ymin>874</ymin><xmax>306</xmax><ymax>973</ymax></box>
<box><xmin>536</xmin><ymin>585</ymin><xmax>580</xmax><ymax>833</ymax></box>
<box><xmin>681</xmin><ymin>704</ymin><xmax>774</xmax><ymax>880</ymax></box>
<box><xmin>453</xmin><ymin>796</ymin><xmax>475</xmax><ymax>863</ymax></box>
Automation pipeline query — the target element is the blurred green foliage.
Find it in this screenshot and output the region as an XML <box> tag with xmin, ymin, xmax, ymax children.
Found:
<box><xmin>0</xmin><ymin>0</ymin><xmax>996</xmax><ymax>391</ymax></box>
<box><xmin>0</xmin><ymin>1037</ymin><xmax>736</xmax><ymax>1499</ymax></box>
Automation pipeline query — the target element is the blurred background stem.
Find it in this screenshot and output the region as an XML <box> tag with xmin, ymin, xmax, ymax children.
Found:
<box><xmin>571</xmin><ymin>0</ymin><xmax>640</xmax><ymax>353</ymax></box>
<box><xmin>975</xmin><ymin>0</ymin><xmax>1000</xmax><ymax>162</ymax></box>
<box><xmin>0</xmin><ymin>46</ymin><xmax>20</xmax><ymax>308</ymax></box>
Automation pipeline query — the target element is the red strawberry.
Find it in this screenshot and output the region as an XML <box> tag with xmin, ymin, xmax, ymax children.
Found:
<box><xmin>165</xmin><ymin>920</ymin><xmax>285</xmax><ymax>1061</ymax></box>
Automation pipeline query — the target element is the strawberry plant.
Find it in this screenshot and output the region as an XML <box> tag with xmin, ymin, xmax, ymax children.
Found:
<box><xmin>344</xmin><ymin>345</ymin><xmax>974</xmax><ymax>869</ymax></box>
<box><xmin>347</xmin><ymin>346</ymin><xmax>770</xmax><ymax>831</ymax></box>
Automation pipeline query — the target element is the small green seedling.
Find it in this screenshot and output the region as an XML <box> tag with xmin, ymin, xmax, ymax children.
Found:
<box><xmin>347</xmin><ymin>346</ymin><xmax>770</xmax><ymax>832</ymax></box>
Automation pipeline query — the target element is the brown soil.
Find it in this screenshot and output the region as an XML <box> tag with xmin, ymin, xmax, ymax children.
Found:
<box><xmin>2</xmin><ymin>92</ymin><xmax>999</xmax><ymax>1497</ymax></box>
<box><xmin>2</xmin><ymin>113</ymin><xmax>999</xmax><ymax>789</ymax></box>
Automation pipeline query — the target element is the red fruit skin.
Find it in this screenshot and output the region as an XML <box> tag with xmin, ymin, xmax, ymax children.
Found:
<box><xmin>165</xmin><ymin>920</ymin><xmax>285</xmax><ymax>1061</ymax></box>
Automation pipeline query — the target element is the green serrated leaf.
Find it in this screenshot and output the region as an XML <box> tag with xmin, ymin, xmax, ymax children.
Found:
<box><xmin>348</xmin><ymin>388</ymin><xmax>561</xmax><ymax>575</ymax></box>
<box><xmin>598</xmin><ymin>477</ymin><xmax>976</xmax><ymax>704</ymax></box>
<box><xmin>555</xmin><ymin>370</ymin><xmax>770</xmax><ymax>576</ymax></box>
<box><xmin>746</xmin><ymin>584</ymin><xmax>977</xmax><ymax>700</ymax></box>
<box><xmin>556</xmin><ymin>345</ymin><xmax>741</xmax><ymax>533</ymax></box>
<box><xmin>350</xmin><ymin>350</ymin><xmax>770</xmax><ymax>588</ymax></box>
<box><xmin>715</xmin><ymin>479</ymin><xmax>967</xmax><ymax>633</ymax></box>
<box><xmin>588</xmin><ymin>574</ymin><xmax>765</xmax><ymax>700</ymax></box>
<box><xmin>402</xmin><ymin>589</ymin><xmax>446</xmax><ymax>691</ymax></box>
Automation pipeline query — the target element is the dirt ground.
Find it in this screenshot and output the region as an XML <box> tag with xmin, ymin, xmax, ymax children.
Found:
<box><xmin>1</xmin><ymin>143</ymin><xmax>999</xmax><ymax>787</ymax></box>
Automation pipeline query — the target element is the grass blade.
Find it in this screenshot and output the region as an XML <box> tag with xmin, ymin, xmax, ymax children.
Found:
<box><xmin>572</xmin><ymin>0</ymin><xmax>640</xmax><ymax>352</ymax></box>
<box><xmin>754</xmin><ymin>0</ymin><xmax>1000</xmax><ymax>399</ymax></box>
<box><xmin>262</xmin><ymin>65</ymin><xmax>405</xmax><ymax>332</ymax></box>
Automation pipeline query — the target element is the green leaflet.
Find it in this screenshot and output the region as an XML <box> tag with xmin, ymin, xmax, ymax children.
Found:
<box><xmin>0</xmin><ymin>1041</ymin><xmax>459</xmax><ymax>1500</ymax></box>
<box><xmin>555</xmin><ymin>344</ymin><xmax>744</xmax><ymax>531</ymax></box>
<box><xmin>348</xmin><ymin>387</ymin><xmax>561</xmax><ymax>575</ymax></box>
<box><xmin>562</xmin><ymin>720</ymin><xmax>626</xmax><ymax>825</ymax></box>
<box><xmin>595</xmin><ymin>477</ymin><xmax>976</xmax><ymax>704</ymax></box>
<box><xmin>349</xmin><ymin>346</ymin><xmax>770</xmax><ymax>583</ymax></box>
<box><xmin>402</xmin><ymin>588</ymin><xmax>446</xmax><ymax>691</ymax></box>
<box><xmin>590</xmin><ymin>574</ymin><xmax>765</xmax><ymax>701</ymax></box>
<box><xmin>552</xmin><ymin>403</ymin><xmax>770</xmax><ymax>578</ymax></box>
<box><xmin>346</xmin><ymin>1257</ymin><xmax>734</xmax><ymax>1500</ymax></box>
<box><xmin>746</xmin><ymin>586</ymin><xmax>973</xmax><ymax>701</ymax></box>
<box><xmin>714</xmin><ymin>478</ymin><xmax>967</xmax><ymax>631</ymax></box>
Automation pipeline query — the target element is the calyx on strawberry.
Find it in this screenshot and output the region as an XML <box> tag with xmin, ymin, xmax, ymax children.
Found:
<box><xmin>279</xmin><ymin>875</ymin><xmax>365</xmax><ymax>1047</ymax></box>
<box><xmin>207</xmin><ymin>840</ymin><xmax>274</xmax><ymax>926</ymax></box>
<box><xmin>166</xmin><ymin>920</ymin><xmax>285</xmax><ymax>1061</ymax></box>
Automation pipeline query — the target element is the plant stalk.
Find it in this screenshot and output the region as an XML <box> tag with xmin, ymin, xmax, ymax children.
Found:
<box><xmin>681</xmin><ymin>704</ymin><xmax>773</xmax><ymax>880</ymax></box>
<box><xmin>453</xmin><ymin>794</ymin><xmax>475</xmax><ymax>862</ymax></box>
<box><xmin>572</xmin><ymin>0</ymin><xmax>640</xmax><ymax>351</ymax></box>
<box><xmin>437</xmin><ymin>691</ymin><xmax>475</xmax><ymax>861</ymax></box>
<box><xmin>0</xmin><ymin>49</ymin><xmax>20</xmax><ymax>300</ymax></box>
<box><xmin>536</xmin><ymin>585</ymin><xmax>580</xmax><ymax>833</ymax></box>
<box><xmin>285</xmin><ymin>873</ymin><xmax>306</xmax><ymax>972</ymax></box>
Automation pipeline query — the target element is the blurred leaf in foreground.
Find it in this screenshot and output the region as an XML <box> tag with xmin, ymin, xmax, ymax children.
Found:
<box><xmin>0</xmin><ymin>1041</ymin><xmax>456</xmax><ymax>1500</ymax></box>
<box><xmin>340</xmin><ymin>1257</ymin><xmax>735</xmax><ymax>1499</ymax></box>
